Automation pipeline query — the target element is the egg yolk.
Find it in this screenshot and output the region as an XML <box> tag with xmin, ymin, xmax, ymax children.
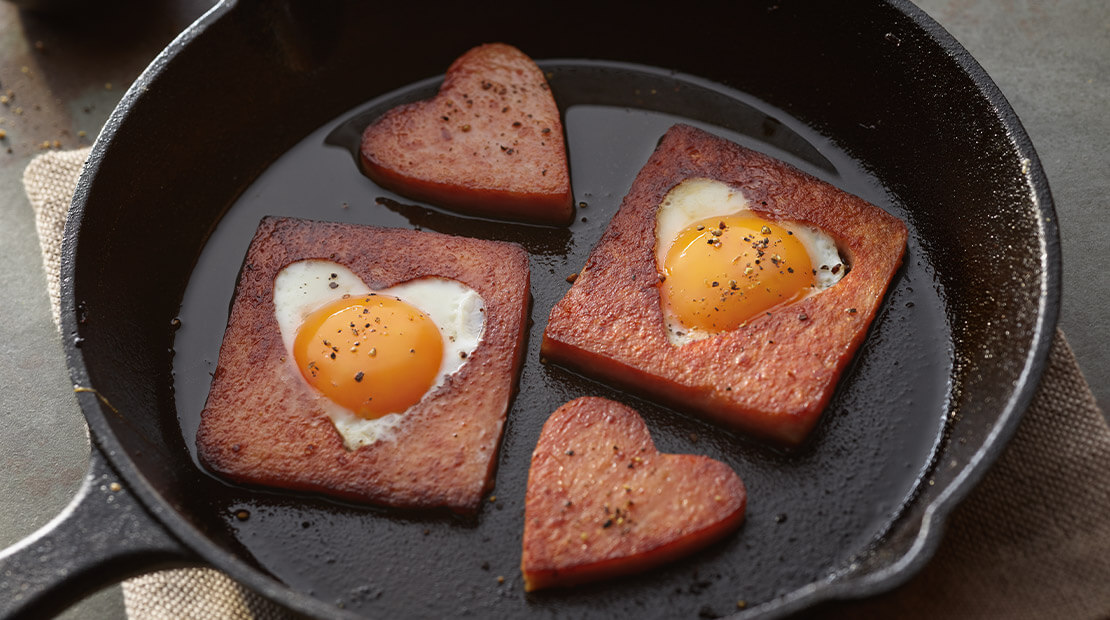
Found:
<box><xmin>660</xmin><ymin>214</ymin><xmax>815</xmax><ymax>333</ymax></box>
<box><xmin>292</xmin><ymin>294</ymin><xmax>444</xmax><ymax>419</ymax></box>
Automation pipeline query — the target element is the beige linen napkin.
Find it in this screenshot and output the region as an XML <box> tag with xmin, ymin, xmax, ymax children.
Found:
<box><xmin>24</xmin><ymin>149</ymin><xmax>1110</xmax><ymax>619</ymax></box>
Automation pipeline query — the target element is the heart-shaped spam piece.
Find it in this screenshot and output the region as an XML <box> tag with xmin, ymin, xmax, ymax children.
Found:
<box><xmin>521</xmin><ymin>397</ymin><xmax>746</xmax><ymax>591</ymax></box>
<box><xmin>361</xmin><ymin>43</ymin><xmax>573</xmax><ymax>225</ymax></box>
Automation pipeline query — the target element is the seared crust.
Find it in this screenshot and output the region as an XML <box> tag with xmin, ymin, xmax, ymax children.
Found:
<box><xmin>196</xmin><ymin>217</ymin><xmax>530</xmax><ymax>514</ymax></box>
<box><xmin>521</xmin><ymin>397</ymin><xmax>746</xmax><ymax>591</ymax></box>
<box><xmin>541</xmin><ymin>125</ymin><xmax>908</xmax><ymax>447</ymax></box>
<box><xmin>360</xmin><ymin>43</ymin><xmax>573</xmax><ymax>225</ymax></box>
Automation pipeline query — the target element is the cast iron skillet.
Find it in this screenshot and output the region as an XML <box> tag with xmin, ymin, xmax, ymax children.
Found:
<box><xmin>0</xmin><ymin>0</ymin><xmax>1060</xmax><ymax>618</ymax></box>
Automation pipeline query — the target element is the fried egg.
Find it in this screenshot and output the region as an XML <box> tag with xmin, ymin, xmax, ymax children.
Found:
<box><xmin>655</xmin><ymin>178</ymin><xmax>845</xmax><ymax>345</ymax></box>
<box><xmin>273</xmin><ymin>260</ymin><xmax>484</xmax><ymax>449</ymax></box>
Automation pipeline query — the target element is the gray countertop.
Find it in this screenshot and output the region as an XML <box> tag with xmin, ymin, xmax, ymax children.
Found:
<box><xmin>0</xmin><ymin>0</ymin><xmax>1105</xmax><ymax>617</ymax></box>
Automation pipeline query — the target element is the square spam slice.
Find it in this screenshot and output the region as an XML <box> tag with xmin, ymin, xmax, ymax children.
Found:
<box><xmin>541</xmin><ymin>125</ymin><xmax>907</xmax><ymax>447</ymax></box>
<box><xmin>197</xmin><ymin>216</ymin><xmax>530</xmax><ymax>514</ymax></box>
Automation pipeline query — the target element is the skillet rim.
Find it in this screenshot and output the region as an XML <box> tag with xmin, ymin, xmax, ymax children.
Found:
<box><xmin>58</xmin><ymin>2</ymin><xmax>350</xmax><ymax>616</ymax></box>
<box><xmin>755</xmin><ymin>2</ymin><xmax>1062</xmax><ymax>614</ymax></box>
<box><xmin>56</xmin><ymin>0</ymin><xmax>1062</xmax><ymax>617</ymax></box>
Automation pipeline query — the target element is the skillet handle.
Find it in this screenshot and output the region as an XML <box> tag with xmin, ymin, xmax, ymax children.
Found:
<box><xmin>0</xmin><ymin>441</ymin><xmax>197</xmax><ymax>619</ymax></box>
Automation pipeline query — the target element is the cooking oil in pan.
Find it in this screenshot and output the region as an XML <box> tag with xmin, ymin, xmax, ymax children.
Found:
<box><xmin>171</xmin><ymin>61</ymin><xmax>952</xmax><ymax>617</ymax></box>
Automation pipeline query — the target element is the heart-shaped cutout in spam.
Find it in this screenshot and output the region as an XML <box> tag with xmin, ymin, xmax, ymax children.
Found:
<box><xmin>360</xmin><ymin>43</ymin><xmax>573</xmax><ymax>225</ymax></box>
<box><xmin>272</xmin><ymin>260</ymin><xmax>485</xmax><ymax>449</ymax></box>
<box><xmin>521</xmin><ymin>397</ymin><xmax>747</xmax><ymax>591</ymax></box>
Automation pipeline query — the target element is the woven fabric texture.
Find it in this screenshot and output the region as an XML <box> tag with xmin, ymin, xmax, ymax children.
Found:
<box><xmin>23</xmin><ymin>149</ymin><xmax>1110</xmax><ymax>619</ymax></box>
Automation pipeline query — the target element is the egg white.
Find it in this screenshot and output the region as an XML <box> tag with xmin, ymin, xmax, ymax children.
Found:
<box><xmin>655</xmin><ymin>178</ymin><xmax>845</xmax><ymax>345</ymax></box>
<box><xmin>272</xmin><ymin>260</ymin><xmax>485</xmax><ymax>449</ymax></box>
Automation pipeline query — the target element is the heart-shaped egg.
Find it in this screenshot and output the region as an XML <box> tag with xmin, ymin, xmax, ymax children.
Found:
<box><xmin>655</xmin><ymin>178</ymin><xmax>846</xmax><ymax>345</ymax></box>
<box><xmin>521</xmin><ymin>397</ymin><xmax>747</xmax><ymax>591</ymax></box>
<box><xmin>273</xmin><ymin>259</ymin><xmax>484</xmax><ymax>449</ymax></box>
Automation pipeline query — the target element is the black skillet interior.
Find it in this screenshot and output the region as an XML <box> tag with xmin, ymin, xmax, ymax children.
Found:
<box><xmin>63</xmin><ymin>0</ymin><xmax>1058</xmax><ymax>618</ymax></box>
